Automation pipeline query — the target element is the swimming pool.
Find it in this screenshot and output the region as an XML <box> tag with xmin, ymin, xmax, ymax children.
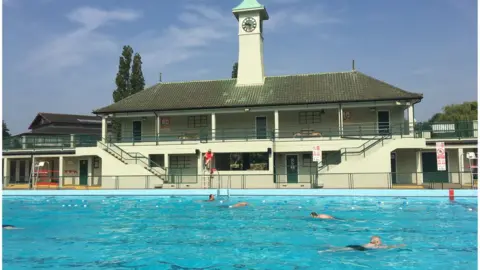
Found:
<box><xmin>3</xmin><ymin>196</ymin><xmax>477</xmax><ymax>269</ymax></box>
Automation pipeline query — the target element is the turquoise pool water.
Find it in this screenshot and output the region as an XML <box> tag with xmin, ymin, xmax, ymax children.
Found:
<box><xmin>3</xmin><ymin>196</ymin><xmax>478</xmax><ymax>269</ymax></box>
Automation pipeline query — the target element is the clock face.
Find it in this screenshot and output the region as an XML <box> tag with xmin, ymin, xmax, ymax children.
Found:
<box><xmin>242</xmin><ymin>17</ymin><xmax>257</xmax><ymax>32</ymax></box>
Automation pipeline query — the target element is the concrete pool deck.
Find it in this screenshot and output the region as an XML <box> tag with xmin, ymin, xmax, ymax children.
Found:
<box><xmin>2</xmin><ymin>189</ymin><xmax>478</xmax><ymax>197</ymax></box>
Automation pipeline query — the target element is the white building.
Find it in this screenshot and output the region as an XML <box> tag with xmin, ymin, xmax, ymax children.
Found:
<box><xmin>3</xmin><ymin>0</ymin><xmax>477</xmax><ymax>189</ymax></box>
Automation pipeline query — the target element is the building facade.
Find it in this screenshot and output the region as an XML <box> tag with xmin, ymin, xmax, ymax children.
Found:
<box><xmin>2</xmin><ymin>0</ymin><xmax>477</xmax><ymax>189</ymax></box>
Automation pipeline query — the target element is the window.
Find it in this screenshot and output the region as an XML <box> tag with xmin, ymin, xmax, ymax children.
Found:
<box><xmin>214</xmin><ymin>152</ymin><xmax>269</xmax><ymax>171</ymax></box>
<box><xmin>170</xmin><ymin>156</ymin><xmax>190</xmax><ymax>169</ymax></box>
<box><xmin>149</xmin><ymin>154</ymin><xmax>165</xmax><ymax>167</ymax></box>
<box><xmin>298</xmin><ymin>111</ymin><xmax>322</xmax><ymax>124</ymax></box>
<box><xmin>188</xmin><ymin>116</ymin><xmax>208</xmax><ymax>128</ymax></box>
<box><xmin>302</xmin><ymin>153</ymin><xmax>315</xmax><ymax>167</ymax></box>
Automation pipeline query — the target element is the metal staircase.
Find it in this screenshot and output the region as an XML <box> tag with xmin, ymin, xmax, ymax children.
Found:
<box><xmin>97</xmin><ymin>140</ymin><xmax>166</xmax><ymax>180</ymax></box>
<box><xmin>318</xmin><ymin>134</ymin><xmax>390</xmax><ymax>173</ymax></box>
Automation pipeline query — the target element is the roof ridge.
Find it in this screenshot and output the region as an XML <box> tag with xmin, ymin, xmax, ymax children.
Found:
<box><xmin>266</xmin><ymin>70</ymin><xmax>354</xmax><ymax>79</ymax></box>
<box><xmin>39</xmin><ymin>112</ymin><xmax>99</xmax><ymax>118</ymax></box>
<box><xmin>153</xmin><ymin>78</ymin><xmax>236</xmax><ymax>86</ymax></box>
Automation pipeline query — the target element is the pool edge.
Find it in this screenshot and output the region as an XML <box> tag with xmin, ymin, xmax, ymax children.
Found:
<box><xmin>2</xmin><ymin>189</ymin><xmax>478</xmax><ymax>197</ymax></box>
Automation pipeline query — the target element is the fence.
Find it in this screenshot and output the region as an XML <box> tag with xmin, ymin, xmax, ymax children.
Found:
<box><xmin>3</xmin><ymin>120</ymin><xmax>477</xmax><ymax>150</ymax></box>
<box><xmin>3</xmin><ymin>171</ymin><xmax>476</xmax><ymax>190</ymax></box>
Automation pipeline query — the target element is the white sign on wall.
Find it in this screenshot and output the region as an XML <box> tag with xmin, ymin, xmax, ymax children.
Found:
<box><xmin>312</xmin><ymin>146</ymin><xmax>322</xmax><ymax>162</ymax></box>
<box><xmin>436</xmin><ymin>142</ymin><xmax>446</xmax><ymax>171</ymax></box>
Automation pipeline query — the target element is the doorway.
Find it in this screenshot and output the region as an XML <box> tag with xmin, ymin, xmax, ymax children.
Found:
<box><xmin>79</xmin><ymin>160</ymin><xmax>89</xmax><ymax>186</ymax></box>
<box><xmin>377</xmin><ymin>111</ymin><xmax>390</xmax><ymax>135</ymax></box>
<box><xmin>422</xmin><ymin>152</ymin><xmax>449</xmax><ymax>183</ymax></box>
<box><xmin>132</xmin><ymin>121</ymin><xmax>142</xmax><ymax>142</ymax></box>
<box><xmin>255</xmin><ymin>116</ymin><xmax>267</xmax><ymax>139</ymax></box>
<box><xmin>286</xmin><ymin>155</ymin><xmax>299</xmax><ymax>183</ymax></box>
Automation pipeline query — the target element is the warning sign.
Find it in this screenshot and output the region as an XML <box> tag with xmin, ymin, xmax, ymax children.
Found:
<box><xmin>436</xmin><ymin>142</ymin><xmax>446</xmax><ymax>171</ymax></box>
<box><xmin>312</xmin><ymin>146</ymin><xmax>322</xmax><ymax>162</ymax></box>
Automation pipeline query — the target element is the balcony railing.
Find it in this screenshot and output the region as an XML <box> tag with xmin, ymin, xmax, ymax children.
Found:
<box><xmin>415</xmin><ymin>120</ymin><xmax>478</xmax><ymax>139</ymax></box>
<box><xmin>3</xmin><ymin>171</ymin><xmax>477</xmax><ymax>190</ymax></box>
<box><xmin>3</xmin><ymin>135</ymin><xmax>101</xmax><ymax>151</ymax></box>
<box><xmin>2</xmin><ymin>120</ymin><xmax>477</xmax><ymax>151</ymax></box>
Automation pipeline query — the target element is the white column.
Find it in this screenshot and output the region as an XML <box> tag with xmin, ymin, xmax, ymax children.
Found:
<box><xmin>14</xmin><ymin>160</ymin><xmax>20</xmax><ymax>184</ymax></box>
<box><xmin>338</xmin><ymin>105</ymin><xmax>343</xmax><ymax>136</ymax></box>
<box><xmin>458</xmin><ymin>148</ymin><xmax>464</xmax><ymax>184</ymax></box>
<box><xmin>70</xmin><ymin>134</ymin><xmax>75</xmax><ymax>148</ymax></box>
<box><xmin>58</xmin><ymin>156</ymin><xmax>64</xmax><ymax>188</ymax></box>
<box><xmin>211</xmin><ymin>113</ymin><xmax>216</xmax><ymax>141</ymax></box>
<box><xmin>87</xmin><ymin>156</ymin><xmax>93</xmax><ymax>186</ymax></box>
<box><xmin>416</xmin><ymin>151</ymin><xmax>423</xmax><ymax>185</ymax></box>
<box><xmin>25</xmin><ymin>160</ymin><xmax>30</xmax><ymax>183</ymax></box>
<box><xmin>21</xmin><ymin>136</ymin><xmax>26</xmax><ymax>149</ymax></box>
<box><xmin>274</xmin><ymin>110</ymin><xmax>279</xmax><ymax>139</ymax></box>
<box><xmin>101</xmin><ymin>116</ymin><xmax>107</xmax><ymax>142</ymax></box>
<box><xmin>156</xmin><ymin>115</ymin><xmax>160</xmax><ymax>137</ymax></box>
<box><xmin>407</xmin><ymin>105</ymin><xmax>414</xmax><ymax>136</ymax></box>
<box><xmin>3</xmin><ymin>158</ymin><xmax>9</xmax><ymax>187</ymax></box>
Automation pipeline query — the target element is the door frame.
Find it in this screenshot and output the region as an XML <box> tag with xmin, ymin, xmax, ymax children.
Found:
<box><xmin>285</xmin><ymin>154</ymin><xmax>299</xmax><ymax>183</ymax></box>
<box><xmin>79</xmin><ymin>159</ymin><xmax>89</xmax><ymax>186</ymax></box>
<box><xmin>132</xmin><ymin>120</ymin><xmax>142</xmax><ymax>142</ymax></box>
<box><xmin>376</xmin><ymin>110</ymin><xmax>391</xmax><ymax>134</ymax></box>
<box><xmin>391</xmin><ymin>151</ymin><xmax>397</xmax><ymax>184</ymax></box>
<box><xmin>255</xmin><ymin>116</ymin><xmax>268</xmax><ymax>139</ymax></box>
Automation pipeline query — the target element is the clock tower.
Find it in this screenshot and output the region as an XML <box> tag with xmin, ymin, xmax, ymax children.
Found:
<box><xmin>233</xmin><ymin>0</ymin><xmax>269</xmax><ymax>86</ymax></box>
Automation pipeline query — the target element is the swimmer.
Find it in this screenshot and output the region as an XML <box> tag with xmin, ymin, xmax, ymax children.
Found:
<box><xmin>219</xmin><ymin>202</ymin><xmax>249</xmax><ymax>208</ymax></box>
<box><xmin>231</xmin><ymin>202</ymin><xmax>248</xmax><ymax>208</ymax></box>
<box><xmin>3</xmin><ymin>225</ymin><xmax>23</xmax><ymax>230</ymax></box>
<box><xmin>310</xmin><ymin>212</ymin><xmax>337</xmax><ymax>220</ymax></box>
<box><xmin>322</xmin><ymin>236</ymin><xmax>405</xmax><ymax>252</ymax></box>
<box><xmin>196</xmin><ymin>194</ymin><xmax>215</xmax><ymax>203</ymax></box>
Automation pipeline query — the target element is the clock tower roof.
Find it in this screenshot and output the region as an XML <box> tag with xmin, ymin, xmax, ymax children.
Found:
<box><xmin>232</xmin><ymin>0</ymin><xmax>269</xmax><ymax>20</ymax></box>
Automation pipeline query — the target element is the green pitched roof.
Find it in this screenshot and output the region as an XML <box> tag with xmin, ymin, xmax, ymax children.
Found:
<box><xmin>233</xmin><ymin>0</ymin><xmax>265</xmax><ymax>11</ymax></box>
<box><xmin>93</xmin><ymin>71</ymin><xmax>423</xmax><ymax>114</ymax></box>
<box><xmin>232</xmin><ymin>0</ymin><xmax>269</xmax><ymax>20</ymax></box>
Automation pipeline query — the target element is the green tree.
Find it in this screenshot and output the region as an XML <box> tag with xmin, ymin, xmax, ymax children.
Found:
<box><xmin>432</xmin><ymin>101</ymin><xmax>477</xmax><ymax>121</ymax></box>
<box><xmin>130</xmin><ymin>53</ymin><xmax>145</xmax><ymax>95</ymax></box>
<box><xmin>3</xmin><ymin>121</ymin><xmax>11</xmax><ymax>139</ymax></box>
<box><xmin>231</xmin><ymin>62</ymin><xmax>238</xmax><ymax>78</ymax></box>
<box><xmin>113</xmin><ymin>45</ymin><xmax>134</xmax><ymax>102</ymax></box>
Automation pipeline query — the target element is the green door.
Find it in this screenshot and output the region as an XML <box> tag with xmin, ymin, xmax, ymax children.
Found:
<box><xmin>79</xmin><ymin>160</ymin><xmax>89</xmax><ymax>185</ymax></box>
<box><xmin>286</xmin><ymin>155</ymin><xmax>299</xmax><ymax>183</ymax></box>
<box><xmin>422</xmin><ymin>152</ymin><xmax>449</xmax><ymax>183</ymax></box>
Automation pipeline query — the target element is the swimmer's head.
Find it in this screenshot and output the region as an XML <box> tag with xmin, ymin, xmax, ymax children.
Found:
<box><xmin>310</xmin><ymin>212</ymin><xmax>318</xmax><ymax>217</ymax></box>
<box><xmin>209</xmin><ymin>194</ymin><xmax>215</xmax><ymax>201</ymax></box>
<box><xmin>370</xmin><ymin>236</ymin><xmax>382</xmax><ymax>246</ymax></box>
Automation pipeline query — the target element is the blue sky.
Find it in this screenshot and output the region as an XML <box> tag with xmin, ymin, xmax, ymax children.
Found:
<box><xmin>3</xmin><ymin>0</ymin><xmax>477</xmax><ymax>134</ymax></box>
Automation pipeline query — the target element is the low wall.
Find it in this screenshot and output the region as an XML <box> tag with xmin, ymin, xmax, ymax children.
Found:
<box><xmin>3</xmin><ymin>189</ymin><xmax>477</xmax><ymax>197</ymax></box>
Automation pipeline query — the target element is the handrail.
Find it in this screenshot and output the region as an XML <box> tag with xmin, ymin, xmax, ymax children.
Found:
<box><xmin>99</xmin><ymin>139</ymin><xmax>167</xmax><ymax>176</ymax></box>
<box><xmin>317</xmin><ymin>133</ymin><xmax>390</xmax><ymax>172</ymax></box>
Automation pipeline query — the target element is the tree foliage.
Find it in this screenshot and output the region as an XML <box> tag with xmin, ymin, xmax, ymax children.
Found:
<box><xmin>231</xmin><ymin>62</ymin><xmax>238</xmax><ymax>78</ymax></box>
<box><xmin>428</xmin><ymin>101</ymin><xmax>477</xmax><ymax>122</ymax></box>
<box><xmin>111</xmin><ymin>46</ymin><xmax>145</xmax><ymax>141</ymax></box>
<box><xmin>3</xmin><ymin>121</ymin><xmax>11</xmax><ymax>139</ymax></box>
<box><xmin>113</xmin><ymin>45</ymin><xmax>134</xmax><ymax>102</ymax></box>
<box><xmin>131</xmin><ymin>53</ymin><xmax>145</xmax><ymax>95</ymax></box>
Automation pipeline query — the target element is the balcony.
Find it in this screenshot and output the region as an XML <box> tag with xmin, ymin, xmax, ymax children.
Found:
<box><xmin>415</xmin><ymin>120</ymin><xmax>478</xmax><ymax>140</ymax></box>
<box><xmin>3</xmin><ymin>135</ymin><xmax>100</xmax><ymax>152</ymax></box>
<box><xmin>3</xmin><ymin>120</ymin><xmax>476</xmax><ymax>151</ymax></box>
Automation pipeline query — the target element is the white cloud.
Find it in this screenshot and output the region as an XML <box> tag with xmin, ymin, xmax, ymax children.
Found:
<box><xmin>266</xmin><ymin>5</ymin><xmax>343</xmax><ymax>31</ymax></box>
<box><xmin>22</xmin><ymin>7</ymin><xmax>142</xmax><ymax>75</ymax></box>
<box><xmin>134</xmin><ymin>4</ymin><xmax>235</xmax><ymax>71</ymax></box>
